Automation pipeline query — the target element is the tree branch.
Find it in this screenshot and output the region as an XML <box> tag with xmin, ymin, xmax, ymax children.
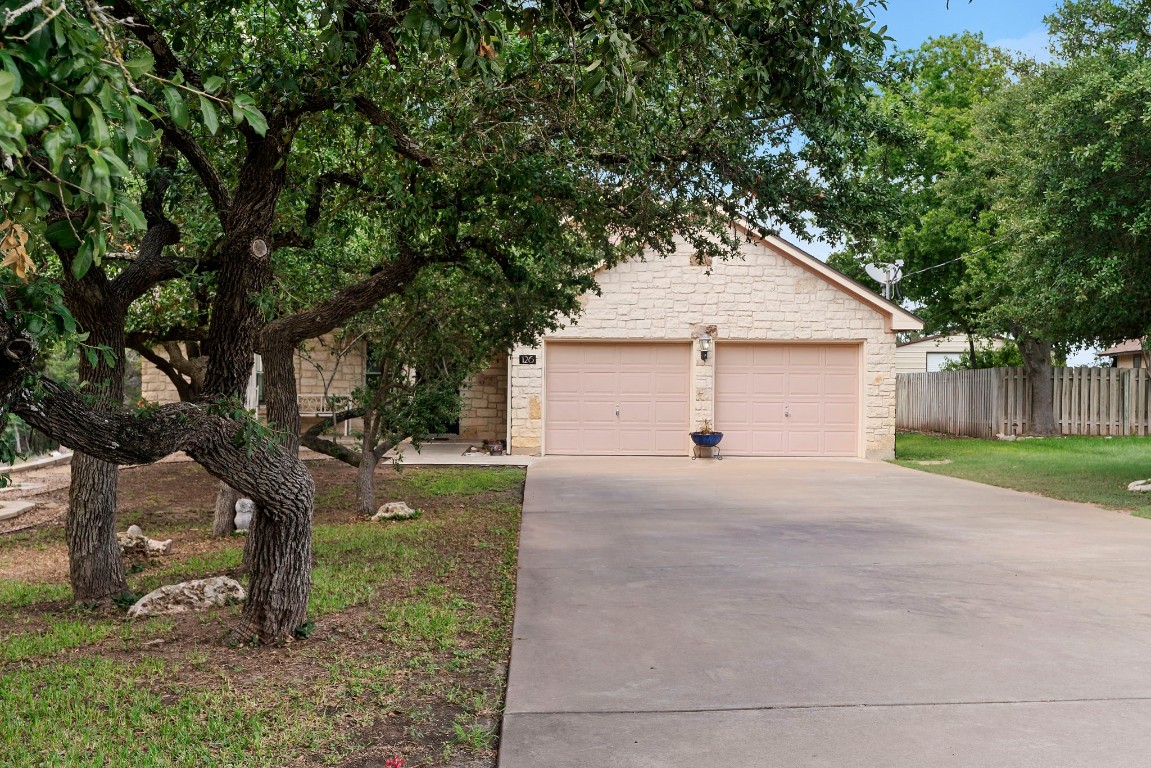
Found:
<box><xmin>352</xmin><ymin>97</ymin><xmax>436</xmax><ymax>167</ymax></box>
<box><xmin>299</xmin><ymin>409</ymin><xmax>365</xmax><ymax>467</ymax></box>
<box><xmin>261</xmin><ymin>254</ymin><xmax>426</xmax><ymax>348</ymax></box>
<box><xmin>109</xmin><ymin>0</ymin><xmax>206</xmax><ymax>90</ymax></box>
<box><xmin>130</xmin><ymin>341</ymin><xmax>196</xmax><ymax>402</ymax></box>
<box><xmin>161</xmin><ymin>123</ymin><xmax>233</xmax><ymax>220</ymax></box>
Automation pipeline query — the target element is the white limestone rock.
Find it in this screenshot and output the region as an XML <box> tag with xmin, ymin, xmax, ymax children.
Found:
<box><xmin>995</xmin><ymin>433</ymin><xmax>1018</xmax><ymax>442</ymax></box>
<box><xmin>1128</xmin><ymin>480</ymin><xmax>1151</xmax><ymax>493</ymax></box>
<box><xmin>127</xmin><ymin>576</ymin><xmax>246</xmax><ymax>618</ymax></box>
<box><xmin>372</xmin><ymin>502</ymin><xmax>419</xmax><ymax>521</ymax></box>
<box><xmin>234</xmin><ymin>498</ymin><xmax>255</xmax><ymax>532</ymax></box>
<box><xmin>117</xmin><ymin>529</ymin><xmax>173</xmax><ymax>557</ymax></box>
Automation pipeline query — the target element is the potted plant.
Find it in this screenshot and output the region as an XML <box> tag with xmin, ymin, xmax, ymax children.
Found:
<box><xmin>689</xmin><ymin>419</ymin><xmax>723</xmax><ymax>448</ymax></box>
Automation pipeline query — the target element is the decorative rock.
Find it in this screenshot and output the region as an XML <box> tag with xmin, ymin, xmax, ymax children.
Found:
<box><xmin>117</xmin><ymin>528</ymin><xmax>173</xmax><ymax>558</ymax></box>
<box><xmin>234</xmin><ymin>498</ymin><xmax>255</xmax><ymax>531</ymax></box>
<box><xmin>372</xmin><ymin>502</ymin><xmax>419</xmax><ymax>521</ymax></box>
<box><xmin>995</xmin><ymin>433</ymin><xmax>1018</xmax><ymax>442</ymax></box>
<box><xmin>127</xmin><ymin>576</ymin><xmax>246</xmax><ymax>618</ymax></box>
<box><xmin>916</xmin><ymin>460</ymin><xmax>952</xmax><ymax>466</ymax></box>
<box><xmin>1128</xmin><ymin>480</ymin><xmax>1151</xmax><ymax>493</ymax></box>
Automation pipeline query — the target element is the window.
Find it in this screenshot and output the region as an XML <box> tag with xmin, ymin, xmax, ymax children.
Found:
<box><xmin>926</xmin><ymin>352</ymin><xmax>962</xmax><ymax>372</ymax></box>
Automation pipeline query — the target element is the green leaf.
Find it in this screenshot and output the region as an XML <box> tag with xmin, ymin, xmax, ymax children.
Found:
<box><xmin>163</xmin><ymin>86</ymin><xmax>189</xmax><ymax>128</ymax></box>
<box><xmin>124</xmin><ymin>52</ymin><xmax>155</xmax><ymax>78</ymax></box>
<box><xmin>239</xmin><ymin>105</ymin><xmax>268</xmax><ymax>136</ymax></box>
<box><xmin>71</xmin><ymin>243</ymin><xmax>94</xmax><ymax>280</ymax></box>
<box><xmin>0</xmin><ymin>71</ymin><xmax>15</xmax><ymax>100</ymax></box>
<box><xmin>198</xmin><ymin>95</ymin><xmax>219</xmax><ymax>134</ymax></box>
<box><xmin>42</xmin><ymin>128</ymin><xmax>67</xmax><ymax>172</ymax></box>
<box><xmin>402</xmin><ymin>9</ymin><xmax>425</xmax><ymax>30</ymax></box>
<box><xmin>44</xmin><ymin>220</ymin><xmax>82</xmax><ymax>249</ymax></box>
<box><xmin>117</xmin><ymin>199</ymin><xmax>147</xmax><ymax>231</ymax></box>
<box><xmin>84</xmin><ymin>98</ymin><xmax>110</xmax><ymax>146</ymax></box>
<box><xmin>204</xmin><ymin>76</ymin><xmax>226</xmax><ymax>94</ymax></box>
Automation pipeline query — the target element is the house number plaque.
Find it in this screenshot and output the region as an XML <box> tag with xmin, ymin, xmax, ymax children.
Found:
<box><xmin>518</xmin><ymin>355</ymin><xmax>537</xmax><ymax>365</ymax></box>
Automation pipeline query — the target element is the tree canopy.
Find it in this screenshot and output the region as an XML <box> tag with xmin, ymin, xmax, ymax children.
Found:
<box><xmin>0</xmin><ymin>0</ymin><xmax>903</xmax><ymax>641</ymax></box>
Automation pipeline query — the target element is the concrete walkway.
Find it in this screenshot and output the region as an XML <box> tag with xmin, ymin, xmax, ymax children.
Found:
<box><xmin>500</xmin><ymin>457</ymin><xmax>1151</xmax><ymax>767</ymax></box>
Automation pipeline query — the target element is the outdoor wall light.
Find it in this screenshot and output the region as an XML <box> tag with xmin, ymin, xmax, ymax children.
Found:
<box><xmin>699</xmin><ymin>333</ymin><xmax>712</xmax><ymax>362</ymax></box>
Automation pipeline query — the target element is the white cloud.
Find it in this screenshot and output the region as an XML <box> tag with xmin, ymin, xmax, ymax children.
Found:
<box><xmin>990</xmin><ymin>26</ymin><xmax>1053</xmax><ymax>63</ymax></box>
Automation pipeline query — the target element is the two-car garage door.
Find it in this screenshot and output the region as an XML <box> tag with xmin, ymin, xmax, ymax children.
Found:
<box><xmin>546</xmin><ymin>344</ymin><xmax>690</xmax><ymax>455</ymax></box>
<box><xmin>544</xmin><ymin>342</ymin><xmax>860</xmax><ymax>457</ymax></box>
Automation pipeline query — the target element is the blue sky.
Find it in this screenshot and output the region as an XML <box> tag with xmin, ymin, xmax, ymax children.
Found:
<box><xmin>875</xmin><ymin>0</ymin><xmax>1060</xmax><ymax>61</ymax></box>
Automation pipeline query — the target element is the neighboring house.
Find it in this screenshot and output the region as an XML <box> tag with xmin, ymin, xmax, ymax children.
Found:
<box><xmin>140</xmin><ymin>333</ymin><xmax>369</xmax><ymax>432</ymax></box>
<box><xmin>139</xmin><ymin>332</ymin><xmax>506</xmax><ymax>439</ymax></box>
<box><xmin>895</xmin><ymin>334</ymin><xmax>1006</xmax><ymax>374</ymax></box>
<box><xmin>139</xmin><ymin>226</ymin><xmax>925</xmax><ymax>459</ymax></box>
<box><xmin>1100</xmin><ymin>340</ymin><xmax>1147</xmax><ymax>369</ymax></box>
<box><xmin>497</xmin><ymin>224</ymin><xmax>922</xmax><ymax>459</ymax></box>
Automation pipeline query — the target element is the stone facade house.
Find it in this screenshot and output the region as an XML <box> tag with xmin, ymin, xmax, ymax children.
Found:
<box><xmin>140</xmin><ymin>333</ymin><xmax>370</xmax><ymax>432</ymax></box>
<box><xmin>139</xmin><ymin>333</ymin><xmax>507</xmax><ymax>439</ymax></box>
<box><xmin>502</xmin><ymin>226</ymin><xmax>922</xmax><ymax>460</ymax></box>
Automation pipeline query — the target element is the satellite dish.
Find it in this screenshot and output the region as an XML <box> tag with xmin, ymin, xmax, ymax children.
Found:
<box><xmin>864</xmin><ymin>263</ymin><xmax>889</xmax><ymax>283</ymax></box>
<box><xmin>864</xmin><ymin>262</ymin><xmax>903</xmax><ymax>299</ymax></box>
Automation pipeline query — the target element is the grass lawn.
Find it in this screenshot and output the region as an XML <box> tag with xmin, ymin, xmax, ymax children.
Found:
<box><xmin>895</xmin><ymin>432</ymin><xmax>1151</xmax><ymax>519</ymax></box>
<box><xmin>0</xmin><ymin>462</ymin><xmax>525</xmax><ymax>767</ymax></box>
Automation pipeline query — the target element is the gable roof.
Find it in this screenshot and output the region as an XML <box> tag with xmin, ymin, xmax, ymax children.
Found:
<box><xmin>1100</xmin><ymin>339</ymin><xmax>1144</xmax><ymax>357</ymax></box>
<box><xmin>731</xmin><ymin>222</ymin><xmax>924</xmax><ymax>333</ymax></box>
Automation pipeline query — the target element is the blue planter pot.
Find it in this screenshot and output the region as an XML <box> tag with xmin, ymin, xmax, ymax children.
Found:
<box><xmin>690</xmin><ymin>432</ymin><xmax>723</xmax><ymax>447</ymax></box>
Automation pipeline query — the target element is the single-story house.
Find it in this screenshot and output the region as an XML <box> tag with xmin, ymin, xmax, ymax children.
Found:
<box><xmin>895</xmin><ymin>334</ymin><xmax>1006</xmax><ymax>374</ymax></box>
<box><xmin>504</xmin><ymin>224</ymin><xmax>921</xmax><ymax>460</ymax></box>
<box><xmin>1100</xmin><ymin>340</ymin><xmax>1146</xmax><ymax>369</ymax></box>
<box><xmin>140</xmin><ymin>225</ymin><xmax>923</xmax><ymax>459</ymax></box>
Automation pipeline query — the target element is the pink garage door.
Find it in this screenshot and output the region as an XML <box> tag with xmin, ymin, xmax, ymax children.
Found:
<box><xmin>546</xmin><ymin>343</ymin><xmax>690</xmax><ymax>455</ymax></box>
<box><xmin>715</xmin><ymin>344</ymin><xmax>860</xmax><ymax>457</ymax></box>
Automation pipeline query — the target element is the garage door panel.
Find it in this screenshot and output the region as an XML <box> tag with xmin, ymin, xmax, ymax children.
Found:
<box><xmin>822</xmin><ymin>345</ymin><xmax>859</xmax><ymax>366</ymax></box>
<box><xmin>545</xmin><ymin>343</ymin><xmax>689</xmax><ymax>456</ymax></box>
<box><xmin>750</xmin><ymin>401</ymin><xmax>785</xmax><ymax>425</ymax></box>
<box><xmin>716</xmin><ymin>343</ymin><xmax>860</xmax><ymax>457</ymax></box>
<box><xmin>752</xmin><ymin>374</ymin><xmax>786</xmax><ymax>396</ymax></box>
<box><xmin>788</xmin><ymin>347</ymin><xmax>823</xmax><ymax>366</ymax></box>
<box><xmin>787</xmin><ymin>432</ymin><xmax>822</xmax><ymax>454</ymax></box>
<box><xmin>822</xmin><ymin>431</ymin><xmax>859</xmax><ymax>455</ymax></box>
<box><xmin>752</xmin><ymin>346</ymin><xmax>789</xmax><ymax>366</ymax></box>
<box><xmin>824</xmin><ymin>402</ymin><xmax>858</xmax><ymax>426</ymax></box>
<box><xmin>824</xmin><ymin>373</ymin><xmax>857</xmax><ymax>396</ymax></box>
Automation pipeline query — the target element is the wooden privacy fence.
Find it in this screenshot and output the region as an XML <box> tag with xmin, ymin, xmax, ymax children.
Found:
<box><xmin>896</xmin><ymin>367</ymin><xmax>1151</xmax><ymax>438</ymax></box>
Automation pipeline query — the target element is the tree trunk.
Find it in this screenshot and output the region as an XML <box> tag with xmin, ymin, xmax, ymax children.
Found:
<box><xmin>1018</xmin><ymin>334</ymin><xmax>1059</xmax><ymax>436</ymax></box>
<box><xmin>229</xmin><ymin>481</ymin><xmax>313</xmax><ymax>643</ymax></box>
<box><xmin>356</xmin><ymin>451</ymin><xmax>379</xmax><ymax>516</ymax></box>
<box><xmin>65</xmin><ymin>302</ymin><xmax>128</xmax><ymax>603</ymax></box>
<box><xmin>967</xmin><ymin>332</ymin><xmax>977</xmax><ymax>369</ymax></box>
<box><xmin>66</xmin><ymin>453</ymin><xmax>127</xmax><ymax>601</ymax></box>
<box><xmin>212</xmin><ymin>482</ymin><xmax>243</xmax><ymax>536</ymax></box>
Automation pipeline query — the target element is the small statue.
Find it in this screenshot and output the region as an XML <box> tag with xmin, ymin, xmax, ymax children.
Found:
<box><xmin>234</xmin><ymin>498</ymin><xmax>255</xmax><ymax>531</ymax></box>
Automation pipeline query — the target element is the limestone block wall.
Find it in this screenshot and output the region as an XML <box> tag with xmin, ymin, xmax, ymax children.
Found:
<box><xmin>509</xmin><ymin>234</ymin><xmax>902</xmax><ymax>460</ymax></box>
<box><xmin>140</xmin><ymin>359</ymin><xmax>181</xmax><ymax>405</ymax></box>
<box><xmin>139</xmin><ymin>333</ymin><xmax>368</xmax><ymax>433</ymax></box>
<box><xmin>294</xmin><ymin>333</ymin><xmax>367</xmax><ymax>411</ymax></box>
<box><xmin>459</xmin><ymin>355</ymin><xmax>508</xmax><ymax>441</ymax></box>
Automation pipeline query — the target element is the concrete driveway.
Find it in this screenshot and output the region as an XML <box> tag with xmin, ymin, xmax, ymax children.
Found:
<box><xmin>499</xmin><ymin>457</ymin><xmax>1151</xmax><ymax>767</ymax></box>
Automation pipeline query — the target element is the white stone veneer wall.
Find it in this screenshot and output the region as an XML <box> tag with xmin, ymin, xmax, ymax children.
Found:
<box><xmin>509</xmin><ymin>235</ymin><xmax>900</xmax><ymax>460</ymax></box>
